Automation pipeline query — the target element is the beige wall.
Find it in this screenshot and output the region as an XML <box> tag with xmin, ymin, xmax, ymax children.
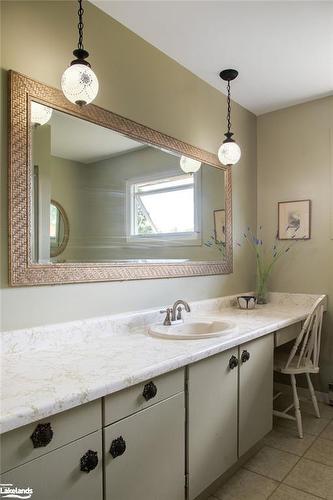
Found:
<box><xmin>0</xmin><ymin>1</ymin><xmax>257</xmax><ymax>330</ymax></box>
<box><xmin>257</xmin><ymin>96</ymin><xmax>333</xmax><ymax>391</ymax></box>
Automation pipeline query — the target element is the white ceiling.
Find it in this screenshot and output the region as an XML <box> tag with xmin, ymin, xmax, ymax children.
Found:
<box><xmin>92</xmin><ymin>0</ymin><xmax>333</xmax><ymax>115</ymax></box>
<box><xmin>50</xmin><ymin>111</ymin><xmax>142</xmax><ymax>163</ymax></box>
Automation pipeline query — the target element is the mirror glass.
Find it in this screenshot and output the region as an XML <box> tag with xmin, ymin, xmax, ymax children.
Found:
<box><xmin>49</xmin><ymin>200</ymin><xmax>69</xmax><ymax>258</ymax></box>
<box><xmin>31</xmin><ymin>104</ymin><xmax>226</xmax><ymax>264</ymax></box>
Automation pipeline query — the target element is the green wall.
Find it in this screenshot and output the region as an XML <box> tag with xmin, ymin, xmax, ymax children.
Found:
<box><xmin>258</xmin><ymin>96</ymin><xmax>333</xmax><ymax>391</ymax></box>
<box><xmin>0</xmin><ymin>1</ymin><xmax>257</xmax><ymax>330</ymax></box>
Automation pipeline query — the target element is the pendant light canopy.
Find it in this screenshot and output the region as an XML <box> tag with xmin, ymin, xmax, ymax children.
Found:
<box><xmin>218</xmin><ymin>69</ymin><xmax>241</xmax><ymax>166</ymax></box>
<box><xmin>31</xmin><ymin>101</ymin><xmax>53</xmax><ymax>126</ymax></box>
<box><xmin>61</xmin><ymin>0</ymin><xmax>99</xmax><ymax>106</ymax></box>
<box><xmin>180</xmin><ymin>155</ymin><xmax>201</xmax><ymax>174</ymax></box>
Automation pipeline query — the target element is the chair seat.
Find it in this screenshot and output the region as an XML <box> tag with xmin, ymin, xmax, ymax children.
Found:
<box><xmin>274</xmin><ymin>351</ymin><xmax>319</xmax><ymax>374</ymax></box>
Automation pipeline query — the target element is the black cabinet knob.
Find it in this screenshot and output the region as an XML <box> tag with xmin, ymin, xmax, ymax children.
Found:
<box><xmin>142</xmin><ymin>381</ymin><xmax>157</xmax><ymax>401</ymax></box>
<box><xmin>241</xmin><ymin>350</ymin><xmax>250</xmax><ymax>363</ymax></box>
<box><xmin>30</xmin><ymin>423</ymin><xmax>53</xmax><ymax>448</ymax></box>
<box><xmin>229</xmin><ymin>355</ymin><xmax>238</xmax><ymax>370</ymax></box>
<box><xmin>80</xmin><ymin>450</ymin><xmax>99</xmax><ymax>473</ymax></box>
<box><xmin>110</xmin><ymin>436</ymin><xmax>126</xmax><ymax>458</ymax></box>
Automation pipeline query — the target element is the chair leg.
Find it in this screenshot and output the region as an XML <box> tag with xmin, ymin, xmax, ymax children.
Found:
<box><xmin>306</xmin><ymin>373</ymin><xmax>320</xmax><ymax>418</ymax></box>
<box><xmin>291</xmin><ymin>374</ymin><xmax>303</xmax><ymax>438</ymax></box>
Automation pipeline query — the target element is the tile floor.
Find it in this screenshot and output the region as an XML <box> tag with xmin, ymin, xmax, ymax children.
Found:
<box><xmin>208</xmin><ymin>397</ymin><xmax>333</xmax><ymax>500</ymax></box>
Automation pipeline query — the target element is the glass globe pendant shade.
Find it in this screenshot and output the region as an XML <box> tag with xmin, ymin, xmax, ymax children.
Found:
<box><xmin>31</xmin><ymin>101</ymin><xmax>53</xmax><ymax>126</ymax></box>
<box><xmin>61</xmin><ymin>63</ymin><xmax>99</xmax><ymax>106</ymax></box>
<box><xmin>218</xmin><ymin>140</ymin><xmax>241</xmax><ymax>166</ymax></box>
<box><xmin>180</xmin><ymin>156</ymin><xmax>201</xmax><ymax>174</ymax></box>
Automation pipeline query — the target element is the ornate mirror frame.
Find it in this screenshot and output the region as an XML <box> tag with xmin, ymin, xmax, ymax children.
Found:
<box><xmin>8</xmin><ymin>71</ymin><xmax>233</xmax><ymax>286</ymax></box>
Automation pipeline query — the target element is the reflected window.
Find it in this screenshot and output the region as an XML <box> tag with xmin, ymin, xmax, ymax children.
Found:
<box><xmin>127</xmin><ymin>173</ymin><xmax>201</xmax><ymax>244</ymax></box>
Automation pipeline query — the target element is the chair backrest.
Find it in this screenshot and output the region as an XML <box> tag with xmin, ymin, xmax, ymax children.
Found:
<box><xmin>285</xmin><ymin>296</ymin><xmax>325</xmax><ymax>371</ymax></box>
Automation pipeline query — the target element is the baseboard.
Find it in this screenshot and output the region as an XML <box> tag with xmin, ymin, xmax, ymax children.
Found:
<box><xmin>274</xmin><ymin>382</ymin><xmax>329</xmax><ymax>404</ymax></box>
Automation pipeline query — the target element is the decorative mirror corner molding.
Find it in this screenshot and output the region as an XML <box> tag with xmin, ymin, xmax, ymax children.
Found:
<box><xmin>8</xmin><ymin>70</ymin><xmax>233</xmax><ymax>286</ymax></box>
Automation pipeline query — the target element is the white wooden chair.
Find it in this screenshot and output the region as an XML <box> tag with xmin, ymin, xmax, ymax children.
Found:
<box><xmin>273</xmin><ymin>296</ymin><xmax>325</xmax><ymax>438</ymax></box>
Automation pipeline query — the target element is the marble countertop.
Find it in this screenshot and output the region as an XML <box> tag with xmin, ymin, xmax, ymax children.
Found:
<box><xmin>0</xmin><ymin>292</ymin><xmax>326</xmax><ymax>434</ymax></box>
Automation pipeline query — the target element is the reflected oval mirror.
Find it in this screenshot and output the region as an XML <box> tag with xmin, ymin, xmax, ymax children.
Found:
<box><xmin>50</xmin><ymin>200</ymin><xmax>69</xmax><ymax>257</ymax></box>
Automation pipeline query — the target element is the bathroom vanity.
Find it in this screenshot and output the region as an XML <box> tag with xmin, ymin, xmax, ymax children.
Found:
<box><xmin>1</xmin><ymin>292</ymin><xmax>325</xmax><ymax>500</ymax></box>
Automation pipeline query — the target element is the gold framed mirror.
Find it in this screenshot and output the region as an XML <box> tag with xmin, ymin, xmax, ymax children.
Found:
<box><xmin>8</xmin><ymin>71</ymin><xmax>232</xmax><ymax>286</ymax></box>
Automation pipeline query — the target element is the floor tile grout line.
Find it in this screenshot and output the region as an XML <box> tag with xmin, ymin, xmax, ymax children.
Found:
<box><xmin>262</xmin><ymin>440</ymin><xmax>315</xmax><ymax>458</ymax></box>
<box><xmin>242</xmin><ymin>444</ymin><xmax>303</xmax><ymax>487</ymax></box>
<box><xmin>299</xmin><ymin>455</ymin><xmax>333</xmax><ymax>470</ymax></box>
<box><xmin>317</xmin><ymin>418</ymin><xmax>333</xmax><ymax>439</ymax></box>
<box><xmin>265</xmin><ymin>475</ymin><xmax>281</xmax><ymax>499</ymax></box>
<box><xmin>276</xmin><ymin>483</ymin><xmax>326</xmax><ymax>500</ymax></box>
<box><xmin>243</xmin><ymin>450</ymin><xmax>302</xmax><ymax>484</ymax></box>
<box><xmin>281</xmin><ymin>454</ymin><xmax>332</xmax><ymax>500</ymax></box>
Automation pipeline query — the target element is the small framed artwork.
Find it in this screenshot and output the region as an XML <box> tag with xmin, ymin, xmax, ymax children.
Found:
<box><xmin>214</xmin><ymin>209</ymin><xmax>226</xmax><ymax>243</ymax></box>
<box><xmin>278</xmin><ymin>200</ymin><xmax>311</xmax><ymax>240</ymax></box>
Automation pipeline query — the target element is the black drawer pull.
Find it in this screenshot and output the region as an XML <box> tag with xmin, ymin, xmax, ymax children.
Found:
<box><xmin>30</xmin><ymin>423</ymin><xmax>53</xmax><ymax>448</ymax></box>
<box><xmin>80</xmin><ymin>450</ymin><xmax>98</xmax><ymax>473</ymax></box>
<box><xmin>241</xmin><ymin>350</ymin><xmax>250</xmax><ymax>363</ymax></box>
<box><xmin>142</xmin><ymin>381</ymin><xmax>157</xmax><ymax>401</ymax></box>
<box><xmin>228</xmin><ymin>355</ymin><xmax>238</xmax><ymax>370</ymax></box>
<box><xmin>110</xmin><ymin>436</ymin><xmax>126</xmax><ymax>458</ymax></box>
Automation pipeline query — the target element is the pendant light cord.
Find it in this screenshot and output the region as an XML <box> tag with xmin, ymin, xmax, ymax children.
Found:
<box><xmin>227</xmin><ymin>80</ymin><xmax>231</xmax><ymax>135</ymax></box>
<box><xmin>77</xmin><ymin>0</ymin><xmax>84</xmax><ymax>50</ymax></box>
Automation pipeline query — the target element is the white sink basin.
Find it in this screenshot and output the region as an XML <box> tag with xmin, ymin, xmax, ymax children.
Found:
<box><xmin>149</xmin><ymin>320</ymin><xmax>236</xmax><ymax>340</ymax></box>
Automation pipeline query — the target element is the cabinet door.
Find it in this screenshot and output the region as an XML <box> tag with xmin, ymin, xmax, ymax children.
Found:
<box><xmin>104</xmin><ymin>392</ymin><xmax>185</xmax><ymax>500</ymax></box>
<box><xmin>187</xmin><ymin>348</ymin><xmax>238</xmax><ymax>500</ymax></box>
<box><xmin>239</xmin><ymin>334</ymin><xmax>273</xmax><ymax>457</ymax></box>
<box><xmin>1</xmin><ymin>431</ymin><xmax>102</xmax><ymax>500</ymax></box>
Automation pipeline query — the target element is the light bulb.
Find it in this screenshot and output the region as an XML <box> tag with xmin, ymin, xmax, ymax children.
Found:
<box><xmin>218</xmin><ymin>141</ymin><xmax>241</xmax><ymax>166</ymax></box>
<box><xmin>61</xmin><ymin>64</ymin><xmax>99</xmax><ymax>106</ymax></box>
<box><xmin>31</xmin><ymin>102</ymin><xmax>53</xmax><ymax>126</ymax></box>
<box><xmin>180</xmin><ymin>156</ymin><xmax>201</xmax><ymax>174</ymax></box>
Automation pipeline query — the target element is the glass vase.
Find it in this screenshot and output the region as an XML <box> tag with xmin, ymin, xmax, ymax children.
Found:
<box><xmin>256</xmin><ymin>274</ymin><xmax>269</xmax><ymax>304</ymax></box>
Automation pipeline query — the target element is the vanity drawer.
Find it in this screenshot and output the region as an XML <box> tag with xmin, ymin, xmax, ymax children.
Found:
<box><xmin>1</xmin><ymin>399</ymin><xmax>101</xmax><ymax>473</ymax></box>
<box><xmin>1</xmin><ymin>430</ymin><xmax>103</xmax><ymax>500</ymax></box>
<box><xmin>274</xmin><ymin>322</ymin><xmax>302</xmax><ymax>347</ymax></box>
<box><xmin>104</xmin><ymin>368</ymin><xmax>184</xmax><ymax>425</ymax></box>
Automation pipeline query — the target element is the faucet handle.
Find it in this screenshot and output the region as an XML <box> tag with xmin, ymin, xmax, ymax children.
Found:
<box><xmin>160</xmin><ymin>308</ymin><xmax>172</xmax><ymax>326</ymax></box>
<box><xmin>176</xmin><ymin>306</ymin><xmax>183</xmax><ymax>321</ymax></box>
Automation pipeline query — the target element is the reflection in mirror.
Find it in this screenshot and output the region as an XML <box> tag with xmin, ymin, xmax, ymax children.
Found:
<box><xmin>50</xmin><ymin>200</ymin><xmax>69</xmax><ymax>258</ymax></box>
<box><xmin>31</xmin><ymin>103</ymin><xmax>226</xmax><ymax>264</ymax></box>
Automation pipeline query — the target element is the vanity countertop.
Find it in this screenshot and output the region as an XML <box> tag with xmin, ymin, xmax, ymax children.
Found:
<box><xmin>0</xmin><ymin>292</ymin><xmax>326</xmax><ymax>434</ymax></box>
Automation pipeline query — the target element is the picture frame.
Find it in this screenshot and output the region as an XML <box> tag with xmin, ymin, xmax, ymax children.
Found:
<box><xmin>214</xmin><ymin>209</ymin><xmax>226</xmax><ymax>243</ymax></box>
<box><xmin>278</xmin><ymin>199</ymin><xmax>311</xmax><ymax>240</ymax></box>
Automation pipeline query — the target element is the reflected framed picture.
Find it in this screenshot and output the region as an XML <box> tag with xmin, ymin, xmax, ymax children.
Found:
<box><xmin>214</xmin><ymin>209</ymin><xmax>226</xmax><ymax>243</ymax></box>
<box><xmin>278</xmin><ymin>200</ymin><xmax>311</xmax><ymax>240</ymax></box>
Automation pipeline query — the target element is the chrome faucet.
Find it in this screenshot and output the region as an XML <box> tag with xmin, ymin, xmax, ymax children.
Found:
<box><xmin>171</xmin><ymin>299</ymin><xmax>191</xmax><ymax>322</ymax></box>
<box><xmin>160</xmin><ymin>300</ymin><xmax>191</xmax><ymax>326</ymax></box>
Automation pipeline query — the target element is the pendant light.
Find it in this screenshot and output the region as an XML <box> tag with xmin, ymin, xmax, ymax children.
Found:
<box><xmin>218</xmin><ymin>69</ymin><xmax>241</xmax><ymax>166</ymax></box>
<box><xmin>61</xmin><ymin>0</ymin><xmax>99</xmax><ymax>106</ymax></box>
<box><xmin>180</xmin><ymin>155</ymin><xmax>201</xmax><ymax>174</ymax></box>
<box><xmin>31</xmin><ymin>102</ymin><xmax>53</xmax><ymax>126</ymax></box>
